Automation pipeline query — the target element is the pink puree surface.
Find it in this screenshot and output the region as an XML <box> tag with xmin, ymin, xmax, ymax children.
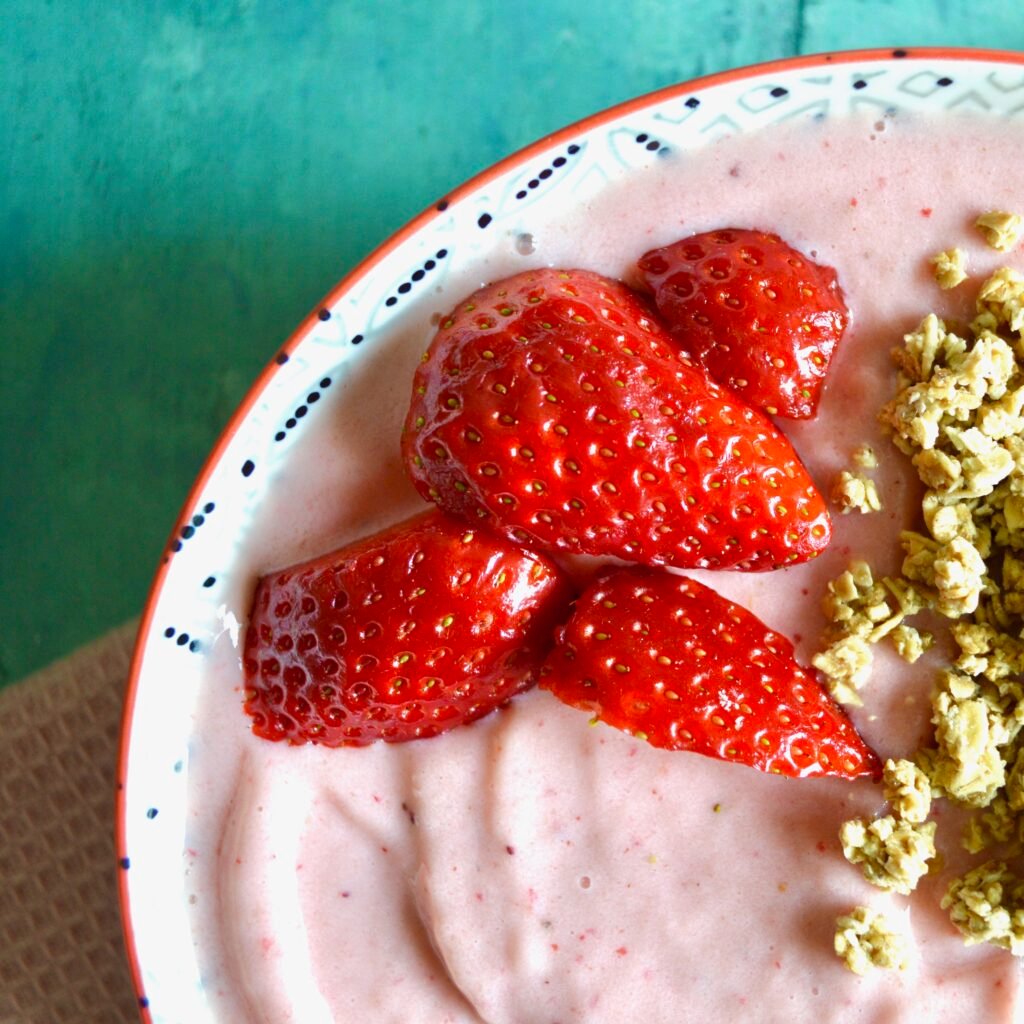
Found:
<box><xmin>186</xmin><ymin>111</ymin><xmax>1024</xmax><ymax>1022</ymax></box>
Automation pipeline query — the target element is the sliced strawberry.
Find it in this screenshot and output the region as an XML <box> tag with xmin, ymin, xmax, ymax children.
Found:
<box><xmin>402</xmin><ymin>268</ymin><xmax>831</xmax><ymax>572</ymax></box>
<box><xmin>541</xmin><ymin>568</ymin><xmax>880</xmax><ymax>779</ymax></box>
<box><xmin>637</xmin><ymin>228</ymin><xmax>849</xmax><ymax>418</ymax></box>
<box><xmin>243</xmin><ymin>510</ymin><xmax>574</xmax><ymax>746</ymax></box>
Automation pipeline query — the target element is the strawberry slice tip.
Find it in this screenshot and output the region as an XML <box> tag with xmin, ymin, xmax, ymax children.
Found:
<box><xmin>540</xmin><ymin>567</ymin><xmax>881</xmax><ymax>780</ymax></box>
<box><xmin>243</xmin><ymin>510</ymin><xmax>574</xmax><ymax>746</ymax></box>
<box><xmin>638</xmin><ymin>228</ymin><xmax>849</xmax><ymax>419</ymax></box>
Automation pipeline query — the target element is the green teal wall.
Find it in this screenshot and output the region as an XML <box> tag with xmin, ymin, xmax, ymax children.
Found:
<box><xmin>3</xmin><ymin>1</ymin><xmax>1024</xmax><ymax>685</ymax></box>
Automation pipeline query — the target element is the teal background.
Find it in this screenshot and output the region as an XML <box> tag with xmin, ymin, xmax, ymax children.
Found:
<box><xmin>3</xmin><ymin>1</ymin><xmax>1024</xmax><ymax>686</ymax></box>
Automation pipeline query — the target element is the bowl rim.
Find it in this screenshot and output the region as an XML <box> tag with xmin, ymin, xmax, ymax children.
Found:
<box><xmin>115</xmin><ymin>44</ymin><xmax>1024</xmax><ymax>1020</ymax></box>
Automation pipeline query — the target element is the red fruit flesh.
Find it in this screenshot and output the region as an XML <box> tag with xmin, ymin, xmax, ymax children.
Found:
<box><xmin>402</xmin><ymin>268</ymin><xmax>831</xmax><ymax>572</ymax></box>
<box><xmin>243</xmin><ymin>510</ymin><xmax>574</xmax><ymax>746</ymax></box>
<box><xmin>638</xmin><ymin>228</ymin><xmax>849</xmax><ymax>419</ymax></box>
<box><xmin>541</xmin><ymin>568</ymin><xmax>880</xmax><ymax>780</ymax></box>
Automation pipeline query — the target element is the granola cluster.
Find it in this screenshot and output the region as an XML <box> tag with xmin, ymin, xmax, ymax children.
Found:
<box><xmin>831</xmin><ymin>445</ymin><xmax>883</xmax><ymax>515</ymax></box>
<box><xmin>840</xmin><ymin>759</ymin><xmax>937</xmax><ymax>895</ymax></box>
<box><xmin>834</xmin><ymin>906</ymin><xmax>909</xmax><ymax>975</ymax></box>
<box><xmin>879</xmin><ymin>266</ymin><xmax>1024</xmax><ymax>835</ymax></box>
<box><xmin>931</xmin><ymin>247</ymin><xmax>968</xmax><ymax>290</ymax></box>
<box><xmin>829</xmin><ymin>245</ymin><xmax>1024</xmax><ymax>965</ymax></box>
<box><xmin>883</xmin><ymin>756</ymin><xmax>933</xmax><ymax>824</ymax></box>
<box><xmin>832</xmin><ymin>470</ymin><xmax>883</xmax><ymax>515</ymax></box>
<box><xmin>942</xmin><ymin>861</ymin><xmax>1024</xmax><ymax>954</ymax></box>
<box><xmin>976</xmin><ymin>211</ymin><xmax>1023</xmax><ymax>253</ymax></box>
<box><xmin>812</xmin><ymin>561</ymin><xmax>931</xmax><ymax>706</ymax></box>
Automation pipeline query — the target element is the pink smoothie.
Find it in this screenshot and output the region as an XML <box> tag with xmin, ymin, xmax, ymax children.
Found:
<box><xmin>185</xmin><ymin>110</ymin><xmax>1024</xmax><ymax>1022</ymax></box>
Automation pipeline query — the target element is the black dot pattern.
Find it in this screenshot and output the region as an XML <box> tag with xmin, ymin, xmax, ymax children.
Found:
<box><xmin>893</xmin><ymin>48</ymin><xmax>908</xmax><ymax>58</ymax></box>
<box><xmin>317</xmin><ymin>308</ymin><xmax>332</xmax><ymax>321</ymax></box>
<box><xmin>633</xmin><ymin>131</ymin><xmax>669</xmax><ymax>155</ymax></box>
<box><xmin>168</xmin><ymin>500</ymin><xmax>216</xmax><ymax>554</ymax></box>
<box><xmin>275</xmin><ymin>351</ymin><xmax>289</xmax><ymax>365</ymax></box>
<box><xmin>139</xmin><ymin>996</ymin><xmax>149</xmax><ymax>1009</ymax></box>
<box><xmin>146</xmin><ymin>808</ymin><xmax>158</xmax><ymax>819</ymax></box>
<box><xmin>477</xmin><ymin>212</ymin><xmax>492</xmax><ymax>228</ymax></box>
<box><xmin>770</xmin><ymin>86</ymin><xmax>788</xmax><ymax>98</ymax></box>
<box><xmin>120</xmin><ymin>857</ymin><xmax>130</xmax><ymax>870</ymax></box>
<box><xmin>513</xmin><ymin>142</ymin><xmax>583</xmax><ymax>200</ymax></box>
<box><xmin>274</xmin><ymin>376</ymin><xmax>334</xmax><ymax>442</ymax></box>
<box><xmin>853</xmin><ymin>79</ymin><xmax>867</xmax><ymax>90</ymax></box>
<box><xmin>163</xmin><ymin>625</ymin><xmax>202</xmax><ymax>655</ymax></box>
<box><xmin>937</xmin><ymin>76</ymin><xmax>953</xmax><ymax>87</ymax></box>
<box><xmin>685</xmin><ymin>96</ymin><xmax>700</xmax><ymax>109</ymax></box>
<box><xmin>436</xmin><ymin>198</ymin><xmax>449</xmax><ymax>211</ymax></box>
<box><xmin>241</xmin><ymin>459</ymin><xmax>255</xmax><ymax>477</ymax></box>
<box><xmin>381</xmin><ymin>250</ymin><xmax>449</xmax><ymax>310</ymax></box>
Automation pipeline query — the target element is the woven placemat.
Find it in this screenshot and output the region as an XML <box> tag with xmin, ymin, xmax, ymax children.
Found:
<box><xmin>0</xmin><ymin>621</ymin><xmax>142</xmax><ymax>1024</ymax></box>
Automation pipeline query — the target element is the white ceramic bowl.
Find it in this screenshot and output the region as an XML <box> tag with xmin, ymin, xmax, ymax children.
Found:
<box><xmin>117</xmin><ymin>47</ymin><xmax>1024</xmax><ymax>1022</ymax></box>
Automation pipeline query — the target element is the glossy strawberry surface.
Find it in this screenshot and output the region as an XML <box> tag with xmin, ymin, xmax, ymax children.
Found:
<box><xmin>541</xmin><ymin>568</ymin><xmax>880</xmax><ymax>779</ymax></box>
<box><xmin>243</xmin><ymin>510</ymin><xmax>574</xmax><ymax>746</ymax></box>
<box><xmin>402</xmin><ymin>268</ymin><xmax>831</xmax><ymax>572</ymax></box>
<box><xmin>638</xmin><ymin>228</ymin><xmax>849</xmax><ymax>418</ymax></box>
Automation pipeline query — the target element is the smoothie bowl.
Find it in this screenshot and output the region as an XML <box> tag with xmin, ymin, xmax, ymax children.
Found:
<box><xmin>118</xmin><ymin>50</ymin><xmax>1024</xmax><ymax>1022</ymax></box>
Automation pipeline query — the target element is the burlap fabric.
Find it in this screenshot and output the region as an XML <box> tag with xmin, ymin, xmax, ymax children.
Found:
<box><xmin>0</xmin><ymin>622</ymin><xmax>141</xmax><ymax>1024</ymax></box>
